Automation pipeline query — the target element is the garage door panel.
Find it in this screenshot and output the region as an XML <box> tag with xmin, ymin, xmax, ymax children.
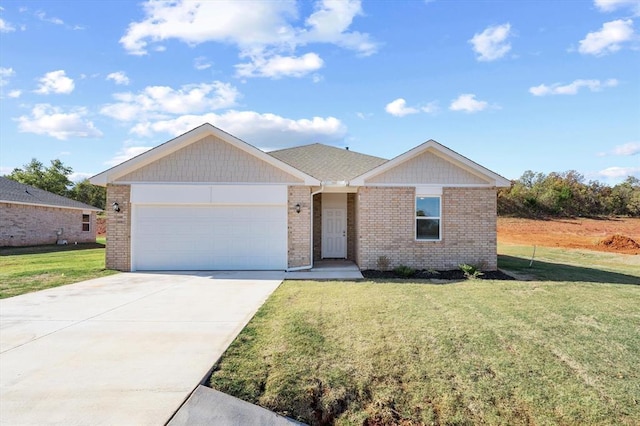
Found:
<box><xmin>133</xmin><ymin>204</ymin><xmax>287</xmax><ymax>271</ymax></box>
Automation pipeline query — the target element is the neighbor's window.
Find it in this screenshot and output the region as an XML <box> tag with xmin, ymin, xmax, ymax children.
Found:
<box><xmin>82</xmin><ymin>214</ymin><xmax>90</xmax><ymax>232</ymax></box>
<box><xmin>416</xmin><ymin>197</ymin><xmax>440</xmax><ymax>240</ymax></box>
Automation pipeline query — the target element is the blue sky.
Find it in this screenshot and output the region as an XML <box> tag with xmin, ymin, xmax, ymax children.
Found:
<box><xmin>1</xmin><ymin>0</ymin><xmax>639</xmax><ymax>184</ymax></box>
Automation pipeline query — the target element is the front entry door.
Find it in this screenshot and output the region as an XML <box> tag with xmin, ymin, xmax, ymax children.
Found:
<box><xmin>322</xmin><ymin>208</ymin><xmax>347</xmax><ymax>258</ymax></box>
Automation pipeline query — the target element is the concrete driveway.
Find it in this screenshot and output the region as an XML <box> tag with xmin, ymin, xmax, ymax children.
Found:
<box><xmin>0</xmin><ymin>271</ymin><xmax>283</xmax><ymax>425</ymax></box>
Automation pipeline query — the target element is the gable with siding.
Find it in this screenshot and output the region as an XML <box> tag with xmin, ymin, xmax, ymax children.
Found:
<box><xmin>115</xmin><ymin>135</ymin><xmax>304</xmax><ymax>183</ymax></box>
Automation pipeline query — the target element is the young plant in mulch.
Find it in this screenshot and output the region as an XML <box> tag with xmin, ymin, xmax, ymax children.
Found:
<box><xmin>459</xmin><ymin>263</ymin><xmax>484</xmax><ymax>280</ymax></box>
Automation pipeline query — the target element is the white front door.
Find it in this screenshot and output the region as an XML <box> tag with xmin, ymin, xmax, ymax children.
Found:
<box><xmin>322</xmin><ymin>208</ymin><xmax>346</xmax><ymax>258</ymax></box>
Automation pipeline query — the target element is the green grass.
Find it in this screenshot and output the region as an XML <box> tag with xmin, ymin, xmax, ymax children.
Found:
<box><xmin>210</xmin><ymin>248</ymin><xmax>640</xmax><ymax>425</ymax></box>
<box><xmin>0</xmin><ymin>242</ymin><xmax>117</xmax><ymax>298</ymax></box>
<box><xmin>498</xmin><ymin>244</ymin><xmax>640</xmax><ymax>284</ymax></box>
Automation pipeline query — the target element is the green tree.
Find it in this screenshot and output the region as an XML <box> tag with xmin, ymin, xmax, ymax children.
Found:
<box><xmin>8</xmin><ymin>158</ymin><xmax>73</xmax><ymax>196</ymax></box>
<box><xmin>68</xmin><ymin>178</ymin><xmax>106</xmax><ymax>209</ymax></box>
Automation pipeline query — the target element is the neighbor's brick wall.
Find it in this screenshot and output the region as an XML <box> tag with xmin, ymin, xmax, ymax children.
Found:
<box><xmin>0</xmin><ymin>202</ymin><xmax>96</xmax><ymax>247</ymax></box>
<box><xmin>366</xmin><ymin>151</ymin><xmax>487</xmax><ymax>185</ymax></box>
<box><xmin>116</xmin><ymin>135</ymin><xmax>303</xmax><ymax>184</ymax></box>
<box><xmin>288</xmin><ymin>186</ymin><xmax>311</xmax><ymax>268</ymax></box>
<box><xmin>106</xmin><ymin>184</ymin><xmax>131</xmax><ymax>271</ymax></box>
<box><xmin>356</xmin><ymin>187</ymin><xmax>498</xmax><ymax>271</ymax></box>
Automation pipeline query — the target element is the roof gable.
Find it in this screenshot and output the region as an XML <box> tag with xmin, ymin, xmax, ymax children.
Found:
<box><xmin>350</xmin><ymin>140</ymin><xmax>511</xmax><ymax>187</ymax></box>
<box><xmin>0</xmin><ymin>176</ymin><xmax>101</xmax><ymax>211</ymax></box>
<box><xmin>91</xmin><ymin>124</ymin><xmax>320</xmax><ymax>186</ymax></box>
<box><xmin>269</xmin><ymin>143</ymin><xmax>387</xmax><ymax>182</ymax></box>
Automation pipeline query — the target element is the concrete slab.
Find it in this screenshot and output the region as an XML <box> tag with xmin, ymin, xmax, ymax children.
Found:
<box><xmin>285</xmin><ymin>260</ymin><xmax>364</xmax><ymax>280</ymax></box>
<box><xmin>168</xmin><ymin>385</ymin><xmax>305</xmax><ymax>426</ymax></box>
<box><xmin>0</xmin><ymin>271</ymin><xmax>283</xmax><ymax>425</ymax></box>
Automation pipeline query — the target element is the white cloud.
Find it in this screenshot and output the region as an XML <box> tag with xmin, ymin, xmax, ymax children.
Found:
<box><xmin>613</xmin><ymin>141</ymin><xmax>640</xmax><ymax>155</ymax></box>
<box><xmin>69</xmin><ymin>172</ymin><xmax>94</xmax><ymax>182</ymax></box>
<box><xmin>0</xmin><ymin>17</ymin><xmax>15</xmax><ymax>32</ymax></box>
<box><xmin>578</xmin><ymin>19</ymin><xmax>634</xmax><ymax>56</ymax></box>
<box><xmin>597</xmin><ymin>166</ymin><xmax>640</xmax><ymax>178</ymax></box>
<box><xmin>100</xmin><ymin>81</ymin><xmax>240</xmax><ymax>121</ymax></box>
<box><xmin>299</xmin><ymin>0</ymin><xmax>377</xmax><ymax>56</ymax></box>
<box><xmin>106</xmin><ymin>71</ymin><xmax>130</xmax><ymax>85</ymax></box>
<box><xmin>7</xmin><ymin>89</ymin><xmax>21</xmax><ymax>98</ymax></box>
<box><xmin>35</xmin><ymin>10</ymin><xmax>64</xmax><ymax>25</ymax></box>
<box><xmin>194</xmin><ymin>56</ymin><xmax>212</xmax><ymax>71</ymax></box>
<box><xmin>105</xmin><ymin>146</ymin><xmax>154</xmax><ymax>167</ymax></box>
<box><xmin>449</xmin><ymin>94</ymin><xmax>489</xmax><ymax>113</ymax></box>
<box><xmin>469</xmin><ymin>23</ymin><xmax>512</xmax><ymax>61</ymax></box>
<box><xmin>35</xmin><ymin>70</ymin><xmax>74</xmax><ymax>94</ymax></box>
<box><xmin>385</xmin><ymin>98</ymin><xmax>419</xmax><ymax>117</ymax></box>
<box><xmin>386</xmin><ymin>98</ymin><xmax>439</xmax><ymax>116</ymax></box>
<box><xmin>529</xmin><ymin>78</ymin><xmax>618</xmax><ymax>96</ymax></box>
<box><xmin>119</xmin><ymin>0</ymin><xmax>377</xmax><ymax>78</ymax></box>
<box><xmin>594</xmin><ymin>0</ymin><xmax>640</xmax><ymax>14</ymax></box>
<box><xmin>16</xmin><ymin>104</ymin><xmax>103</xmax><ymax>140</ymax></box>
<box><xmin>0</xmin><ymin>67</ymin><xmax>15</xmax><ymax>86</ymax></box>
<box><xmin>421</xmin><ymin>101</ymin><xmax>440</xmax><ymax>114</ymax></box>
<box><xmin>129</xmin><ymin>110</ymin><xmax>347</xmax><ymax>149</ymax></box>
<box><xmin>236</xmin><ymin>52</ymin><xmax>324</xmax><ymax>78</ymax></box>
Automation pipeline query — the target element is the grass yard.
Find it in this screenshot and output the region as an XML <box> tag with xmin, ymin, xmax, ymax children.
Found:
<box><xmin>0</xmin><ymin>242</ymin><xmax>117</xmax><ymax>298</ymax></box>
<box><xmin>210</xmin><ymin>248</ymin><xmax>640</xmax><ymax>425</ymax></box>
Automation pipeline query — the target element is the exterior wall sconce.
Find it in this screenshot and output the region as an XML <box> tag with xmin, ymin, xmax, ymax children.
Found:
<box><xmin>295</xmin><ymin>203</ymin><xmax>301</xmax><ymax>214</ymax></box>
<box><xmin>112</xmin><ymin>202</ymin><xmax>120</xmax><ymax>212</ymax></box>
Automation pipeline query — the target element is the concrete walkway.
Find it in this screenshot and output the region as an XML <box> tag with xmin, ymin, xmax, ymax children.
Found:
<box><xmin>285</xmin><ymin>260</ymin><xmax>364</xmax><ymax>280</ymax></box>
<box><xmin>0</xmin><ymin>271</ymin><xmax>283</xmax><ymax>425</ymax></box>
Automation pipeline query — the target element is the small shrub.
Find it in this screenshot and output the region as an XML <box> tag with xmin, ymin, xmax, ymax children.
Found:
<box><xmin>394</xmin><ymin>265</ymin><xmax>416</xmax><ymax>278</ymax></box>
<box><xmin>377</xmin><ymin>256</ymin><xmax>390</xmax><ymax>271</ymax></box>
<box><xmin>459</xmin><ymin>263</ymin><xmax>484</xmax><ymax>280</ymax></box>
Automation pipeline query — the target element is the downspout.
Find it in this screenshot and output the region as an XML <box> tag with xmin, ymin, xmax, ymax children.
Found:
<box><xmin>286</xmin><ymin>185</ymin><xmax>324</xmax><ymax>272</ymax></box>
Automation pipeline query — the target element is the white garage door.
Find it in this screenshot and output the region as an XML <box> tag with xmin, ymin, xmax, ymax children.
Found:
<box><xmin>130</xmin><ymin>185</ymin><xmax>288</xmax><ymax>271</ymax></box>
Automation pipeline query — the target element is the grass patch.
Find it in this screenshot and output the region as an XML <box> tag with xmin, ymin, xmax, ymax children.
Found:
<box><xmin>211</xmin><ymin>250</ymin><xmax>639</xmax><ymax>425</ymax></box>
<box><xmin>0</xmin><ymin>242</ymin><xmax>117</xmax><ymax>298</ymax></box>
<box><xmin>499</xmin><ymin>244</ymin><xmax>640</xmax><ymax>284</ymax></box>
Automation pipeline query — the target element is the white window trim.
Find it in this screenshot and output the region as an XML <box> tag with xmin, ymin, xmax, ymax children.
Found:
<box><xmin>415</xmin><ymin>195</ymin><xmax>442</xmax><ymax>242</ymax></box>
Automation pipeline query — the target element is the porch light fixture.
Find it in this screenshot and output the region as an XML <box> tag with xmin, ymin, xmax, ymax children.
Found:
<box><xmin>295</xmin><ymin>203</ymin><xmax>301</xmax><ymax>213</ymax></box>
<box><xmin>112</xmin><ymin>202</ymin><xmax>120</xmax><ymax>212</ymax></box>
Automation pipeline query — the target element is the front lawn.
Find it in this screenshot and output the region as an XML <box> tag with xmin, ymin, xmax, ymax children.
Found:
<box><xmin>210</xmin><ymin>250</ymin><xmax>640</xmax><ymax>425</ymax></box>
<box><xmin>0</xmin><ymin>243</ymin><xmax>117</xmax><ymax>298</ymax></box>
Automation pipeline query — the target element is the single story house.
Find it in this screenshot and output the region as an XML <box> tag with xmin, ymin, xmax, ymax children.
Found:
<box><xmin>0</xmin><ymin>176</ymin><xmax>101</xmax><ymax>247</ymax></box>
<box><xmin>90</xmin><ymin>123</ymin><xmax>510</xmax><ymax>272</ymax></box>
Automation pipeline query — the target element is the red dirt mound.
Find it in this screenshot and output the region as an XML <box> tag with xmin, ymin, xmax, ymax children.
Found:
<box><xmin>598</xmin><ymin>234</ymin><xmax>640</xmax><ymax>250</ymax></box>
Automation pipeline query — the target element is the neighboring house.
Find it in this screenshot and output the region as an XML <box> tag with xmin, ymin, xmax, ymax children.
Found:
<box><xmin>90</xmin><ymin>123</ymin><xmax>510</xmax><ymax>272</ymax></box>
<box><xmin>0</xmin><ymin>176</ymin><xmax>101</xmax><ymax>247</ymax></box>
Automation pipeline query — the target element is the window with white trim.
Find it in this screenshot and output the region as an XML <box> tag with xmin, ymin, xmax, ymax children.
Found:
<box><xmin>82</xmin><ymin>214</ymin><xmax>90</xmax><ymax>232</ymax></box>
<box><xmin>416</xmin><ymin>196</ymin><xmax>440</xmax><ymax>240</ymax></box>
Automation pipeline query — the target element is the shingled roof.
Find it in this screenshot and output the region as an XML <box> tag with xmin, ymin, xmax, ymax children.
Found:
<box><xmin>0</xmin><ymin>176</ymin><xmax>101</xmax><ymax>211</ymax></box>
<box><xmin>268</xmin><ymin>143</ymin><xmax>387</xmax><ymax>182</ymax></box>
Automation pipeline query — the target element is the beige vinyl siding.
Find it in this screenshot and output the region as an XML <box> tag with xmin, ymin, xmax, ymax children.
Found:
<box><xmin>116</xmin><ymin>135</ymin><xmax>304</xmax><ymax>184</ymax></box>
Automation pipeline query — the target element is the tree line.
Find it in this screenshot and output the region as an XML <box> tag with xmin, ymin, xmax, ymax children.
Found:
<box><xmin>4</xmin><ymin>159</ymin><xmax>640</xmax><ymax>217</ymax></box>
<box><xmin>6</xmin><ymin>159</ymin><xmax>106</xmax><ymax>210</ymax></box>
<box><xmin>498</xmin><ymin>170</ymin><xmax>640</xmax><ymax>217</ymax></box>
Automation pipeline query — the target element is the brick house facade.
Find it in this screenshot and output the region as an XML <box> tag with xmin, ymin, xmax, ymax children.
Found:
<box><xmin>93</xmin><ymin>123</ymin><xmax>509</xmax><ymax>272</ymax></box>
<box><xmin>0</xmin><ymin>177</ymin><xmax>100</xmax><ymax>247</ymax></box>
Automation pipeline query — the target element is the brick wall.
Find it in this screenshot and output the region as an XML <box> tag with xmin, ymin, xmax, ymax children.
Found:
<box><xmin>356</xmin><ymin>187</ymin><xmax>498</xmax><ymax>271</ymax></box>
<box><xmin>0</xmin><ymin>203</ymin><xmax>96</xmax><ymax>246</ymax></box>
<box><xmin>106</xmin><ymin>184</ymin><xmax>131</xmax><ymax>271</ymax></box>
<box><xmin>313</xmin><ymin>193</ymin><xmax>321</xmax><ymax>261</ymax></box>
<box><xmin>288</xmin><ymin>186</ymin><xmax>311</xmax><ymax>268</ymax></box>
<box><xmin>347</xmin><ymin>193</ymin><xmax>356</xmax><ymax>261</ymax></box>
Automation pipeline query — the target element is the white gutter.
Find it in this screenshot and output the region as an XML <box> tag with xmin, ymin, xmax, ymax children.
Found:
<box><xmin>286</xmin><ymin>185</ymin><xmax>324</xmax><ymax>272</ymax></box>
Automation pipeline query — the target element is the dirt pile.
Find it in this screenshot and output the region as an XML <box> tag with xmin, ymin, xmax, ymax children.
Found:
<box><xmin>598</xmin><ymin>234</ymin><xmax>640</xmax><ymax>250</ymax></box>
